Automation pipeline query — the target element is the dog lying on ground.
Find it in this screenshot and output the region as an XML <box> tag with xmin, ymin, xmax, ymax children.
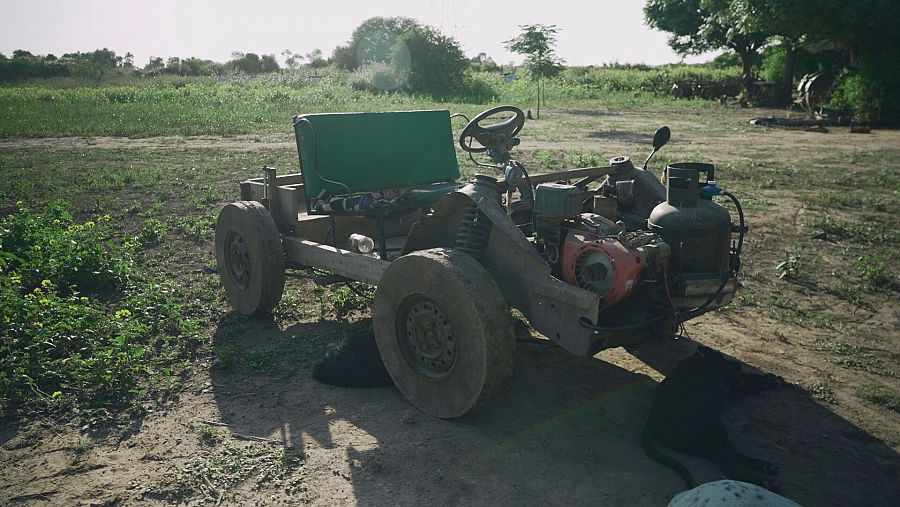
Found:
<box><xmin>312</xmin><ymin>327</ymin><xmax>394</xmax><ymax>388</ymax></box>
<box><xmin>642</xmin><ymin>345</ymin><xmax>783</xmax><ymax>490</ymax></box>
<box><xmin>668</xmin><ymin>480</ymin><xmax>802</xmax><ymax>507</ymax></box>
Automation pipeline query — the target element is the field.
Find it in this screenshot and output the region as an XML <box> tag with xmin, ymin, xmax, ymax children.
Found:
<box><xmin>0</xmin><ymin>77</ymin><xmax>898</xmax><ymax>506</ymax></box>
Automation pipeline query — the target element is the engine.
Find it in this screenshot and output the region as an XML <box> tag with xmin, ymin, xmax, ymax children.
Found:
<box><xmin>560</xmin><ymin>226</ymin><xmax>669</xmax><ymax>306</ymax></box>
<box><xmin>531</xmin><ymin>157</ymin><xmax>744</xmax><ymax>327</ymax></box>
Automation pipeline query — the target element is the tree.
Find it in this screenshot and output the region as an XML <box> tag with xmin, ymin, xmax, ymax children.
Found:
<box><xmin>757</xmin><ymin>0</ymin><xmax>900</xmax><ymax>115</ymax></box>
<box><xmin>644</xmin><ymin>0</ymin><xmax>768</xmax><ymax>99</ymax></box>
<box><xmin>226</xmin><ymin>52</ymin><xmax>279</xmax><ymax>74</ymax></box>
<box><xmin>305</xmin><ymin>48</ymin><xmax>327</xmax><ymax>69</ymax></box>
<box><xmin>259</xmin><ymin>54</ymin><xmax>279</xmax><ymax>73</ymax></box>
<box><xmin>335</xmin><ymin>16</ymin><xmax>419</xmax><ymax>70</ymax></box>
<box><xmin>145</xmin><ymin>57</ymin><xmax>165</xmax><ymax>73</ymax></box>
<box><xmin>281</xmin><ymin>49</ymin><xmax>302</xmax><ymax>69</ymax></box>
<box><xmin>390</xmin><ymin>24</ymin><xmax>469</xmax><ymax>94</ymax></box>
<box><xmin>505</xmin><ymin>24</ymin><xmax>565</xmax><ymax>118</ymax></box>
<box><xmin>470</xmin><ymin>52</ymin><xmax>500</xmax><ymax>73</ymax></box>
<box><xmin>330</xmin><ymin>45</ymin><xmax>354</xmax><ymax>69</ymax></box>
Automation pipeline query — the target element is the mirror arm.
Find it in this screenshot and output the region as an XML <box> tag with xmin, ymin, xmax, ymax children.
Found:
<box><xmin>642</xmin><ymin>148</ymin><xmax>658</xmax><ymax>170</ymax></box>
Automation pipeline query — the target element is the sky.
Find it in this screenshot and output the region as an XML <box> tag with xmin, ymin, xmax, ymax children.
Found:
<box><xmin>0</xmin><ymin>0</ymin><xmax>718</xmax><ymax>67</ymax></box>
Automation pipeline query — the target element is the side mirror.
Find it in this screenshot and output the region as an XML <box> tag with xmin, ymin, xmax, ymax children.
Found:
<box><xmin>652</xmin><ymin>126</ymin><xmax>671</xmax><ymax>150</ymax></box>
<box><xmin>643</xmin><ymin>126</ymin><xmax>671</xmax><ymax>170</ymax></box>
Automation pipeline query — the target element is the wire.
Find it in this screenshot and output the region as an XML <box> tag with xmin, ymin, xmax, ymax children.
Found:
<box><xmin>676</xmin><ymin>275</ymin><xmax>732</xmax><ymax>319</ymax></box>
<box><xmin>723</xmin><ymin>191</ymin><xmax>745</xmax><ymax>258</ymax></box>
<box><xmin>450</xmin><ymin>112</ymin><xmax>470</xmax><ymax>123</ymax></box>
<box><xmin>294</xmin><ymin>117</ymin><xmax>353</xmax><ymax>198</ymax></box>
<box><xmin>579</xmin><ymin>315</ymin><xmax>665</xmax><ymax>333</ymax></box>
<box><xmin>519</xmin><ymin>163</ymin><xmax>536</xmax><ymax>230</ymax></box>
<box><xmin>672</xmin><ymin>191</ymin><xmax>746</xmax><ymax>319</ymax></box>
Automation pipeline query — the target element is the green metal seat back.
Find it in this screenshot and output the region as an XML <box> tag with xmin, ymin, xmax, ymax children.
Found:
<box><xmin>293</xmin><ymin>110</ymin><xmax>460</xmax><ymax>199</ymax></box>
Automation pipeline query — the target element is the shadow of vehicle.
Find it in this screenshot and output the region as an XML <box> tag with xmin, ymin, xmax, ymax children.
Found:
<box><xmin>210</xmin><ymin>314</ymin><xmax>899</xmax><ymax>506</ymax></box>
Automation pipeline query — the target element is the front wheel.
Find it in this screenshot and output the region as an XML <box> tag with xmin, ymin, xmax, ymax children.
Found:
<box><xmin>215</xmin><ymin>201</ymin><xmax>285</xmax><ymax>315</ymax></box>
<box><xmin>374</xmin><ymin>248</ymin><xmax>515</xmax><ymax>418</ymax></box>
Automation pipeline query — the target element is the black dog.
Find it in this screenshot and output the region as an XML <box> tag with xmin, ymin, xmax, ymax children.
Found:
<box><xmin>312</xmin><ymin>327</ymin><xmax>394</xmax><ymax>388</ymax></box>
<box><xmin>642</xmin><ymin>345</ymin><xmax>782</xmax><ymax>490</ymax></box>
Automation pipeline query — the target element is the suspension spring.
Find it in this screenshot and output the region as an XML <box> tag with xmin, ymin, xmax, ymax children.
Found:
<box><xmin>455</xmin><ymin>203</ymin><xmax>491</xmax><ymax>259</ymax></box>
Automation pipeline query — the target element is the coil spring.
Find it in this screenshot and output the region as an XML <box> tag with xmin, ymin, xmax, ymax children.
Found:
<box><xmin>455</xmin><ymin>203</ymin><xmax>491</xmax><ymax>259</ymax></box>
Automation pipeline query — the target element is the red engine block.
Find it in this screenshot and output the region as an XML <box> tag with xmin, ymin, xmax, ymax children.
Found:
<box><xmin>561</xmin><ymin>232</ymin><xmax>647</xmax><ymax>307</ymax></box>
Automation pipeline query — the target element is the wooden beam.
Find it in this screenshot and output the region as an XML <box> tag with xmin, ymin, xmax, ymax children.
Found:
<box><xmin>239</xmin><ymin>181</ymin><xmax>305</xmax><ymax>228</ymax></box>
<box><xmin>282</xmin><ymin>238</ymin><xmax>388</xmax><ymax>285</ymax></box>
<box><xmin>243</xmin><ymin>173</ymin><xmax>304</xmax><ymax>186</ymax></box>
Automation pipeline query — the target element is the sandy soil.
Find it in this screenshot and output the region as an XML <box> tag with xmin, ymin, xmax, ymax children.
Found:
<box><xmin>1</xmin><ymin>106</ymin><xmax>898</xmax><ymax>506</ymax></box>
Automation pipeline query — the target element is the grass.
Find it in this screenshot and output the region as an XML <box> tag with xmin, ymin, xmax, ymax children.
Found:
<box><xmin>857</xmin><ymin>385</ymin><xmax>900</xmax><ymax>413</ymax></box>
<box><xmin>809</xmin><ymin>339</ymin><xmax>895</xmax><ymax>378</ymax></box>
<box><xmin>153</xmin><ymin>442</ymin><xmax>305</xmax><ymax>500</ymax></box>
<box><xmin>0</xmin><ymin>70</ymin><xmax>732</xmax><ymax>138</ymax></box>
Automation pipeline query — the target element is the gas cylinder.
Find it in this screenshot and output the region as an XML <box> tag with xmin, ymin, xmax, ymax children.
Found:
<box><xmin>647</xmin><ymin>163</ymin><xmax>732</xmax><ymax>277</ymax></box>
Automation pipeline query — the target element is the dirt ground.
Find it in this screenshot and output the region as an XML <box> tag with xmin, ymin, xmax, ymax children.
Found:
<box><xmin>1</xmin><ymin>106</ymin><xmax>898</xmax><ymax>506</ymax></box>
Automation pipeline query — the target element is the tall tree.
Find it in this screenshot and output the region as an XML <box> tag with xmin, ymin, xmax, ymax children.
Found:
<box><xmin>305</xmin><ymin>49</ymin><xmax>327</xmax><ymax>68</ymax></box>
<box><xmin>281</xmin><ymin>49</ymin><xmax>302</xmax><ymax>69</ymax></box>
<box><xmin>645</xmin><ymin>0</ymin><xmax>768</xmax><ymax>99</ymax></box>
<box><xmin>505</xmin><ymin>24</ymin><xmax>565</xmax><ymax>119</ymax></box>
<box><xmin>341</xmin><ymin>16</ymin><xmax>419</xmax><ymax>70</ymax></box>
<box><xmin>390</xmin><ymin>24</ymin><xmax>469</xmax><ymax>94</ymax></box>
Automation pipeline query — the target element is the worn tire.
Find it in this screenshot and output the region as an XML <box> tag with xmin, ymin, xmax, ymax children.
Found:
<box><xmin>374</xmin><ymin>248</ymin><xmax>515</xmax><ymax>418</ymax></box>
<box><xmin>215</xmin><ymin>201</ymin><xmax>285</xmax><ymax>315</ymax></box>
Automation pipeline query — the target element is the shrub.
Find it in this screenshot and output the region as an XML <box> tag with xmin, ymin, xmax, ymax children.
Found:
<box><xmin>0</xmin><ymin>200</ymin><xmax>130</xmax><ymax>294</ymax></box>
<box><xmin>391</xmin><ymin>25</ymin><xmax>469</xmax><ymax>94</ymax></box>
<box><xmin>828</xmin><ymin>72</ymin><xmax>883</xmax><ymax>123</ymax></box>
<box><xmin>348</xmin><ymin>62</ymin><xmax>404</xmax><ymax>92</ymax></box>
<box><xmin>0</xmin><ymin>202</ymin><xmax>197</xmax><ymax>421</ymax></box>
<box><xmin>139</xmin><ymin>218</ymin><xmax>167</xmax><ymax>247</ymax></box>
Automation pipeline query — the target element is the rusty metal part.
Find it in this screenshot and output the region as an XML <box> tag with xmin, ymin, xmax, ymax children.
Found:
<box><xmin>796</xmin><ymin>72</ymin><xmax>836</xmax><ymax>111</ymax></box>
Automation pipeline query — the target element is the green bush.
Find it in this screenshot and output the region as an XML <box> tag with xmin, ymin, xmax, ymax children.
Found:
<box><xmin>0</xmin><ymin>202</ymin><xmax>197</xmax><ymax>421</ymax></box>
<box><xmin>558</xmin><ymin>65</ymin><xmax>741</xmax><ymax>94</ymax></box>
<box><xmin>348</xmin><ymin>62</ymin><xmax>403</xmax><ymax>92</ymax></box>
<box><xmin>828</xmin><ymin>72</ymin><xmax>883</xmax><ymax>123</ymax></box>
<box><xmin>139</xmin><ymin>218</ymin><xmax>167</xmax><ymax>247</ymax></box>
<box><xmin>0</xmin><ymin>200</ymin><xmax>130</xmax><ymax>294</ymax></box>
<box><xmin>391</xmin><ymin>25</ymin><xmax>469</xmax><ymax>94</ymax></box>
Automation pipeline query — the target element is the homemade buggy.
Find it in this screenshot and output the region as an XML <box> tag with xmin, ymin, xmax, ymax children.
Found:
<box><xmin>215</xmin><ymin>106</ymin><xmax>746</xmax><ymax>418</ymax></box>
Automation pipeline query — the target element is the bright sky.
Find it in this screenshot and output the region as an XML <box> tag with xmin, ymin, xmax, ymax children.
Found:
<box><xmin>0</xmin><ymin>0</ymin><xmax>717</xmax><ymax>67</ymax></box>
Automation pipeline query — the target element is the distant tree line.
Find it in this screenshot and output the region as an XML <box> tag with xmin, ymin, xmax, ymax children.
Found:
<box><xmin>0</xmin><ymin>48</ymin><xmax>297</xmax><ymax>82</ymax></box>
<box><xmin>1</xmin><ymin>17</ymin><xmax>501</xmax><ymax>96</ymax></box>
<box><xmin>0</xmin><ymin>48</ymin><xmax>132</xmax><ymax>82</ymax></box>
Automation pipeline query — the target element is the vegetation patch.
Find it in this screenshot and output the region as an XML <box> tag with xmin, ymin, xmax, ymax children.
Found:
<box><xmin>856</xmin><ymin>385</ymin><xmax>900</xmax><ymax>413</ymax></box>
<box><xmin>809</xmin><ymin>339</ymin><xmax>894</xmax><ymax>378</ymax></box>
<box><xmin>0</xmin><ymin>202</ymin><xmax>199</xmax><ymax>423</ymax></box>
<box><xmin>854</xmin><ymin>256</ymin><xmax>898</xmax><ymax>291</ymax></box>
<box><xmin>810</xmin><ymin>215</ymin><xmax>898</xmax><ymax>244</ymax></box>
<box><xmin>807</xmin><ymin>383</ymin><xmax>837</xmax><ymax>405</ymax></box>
<box><xmin>152</xmin><ymin>443</ymin><xmax>305</xmax><ymax>501</ymax></box>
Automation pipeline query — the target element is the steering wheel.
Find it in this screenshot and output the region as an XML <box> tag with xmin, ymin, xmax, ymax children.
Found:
<box><xmin>458</xmin><ymin>105</ymin><xmax>526</xmax><ymax>153</ymax></box>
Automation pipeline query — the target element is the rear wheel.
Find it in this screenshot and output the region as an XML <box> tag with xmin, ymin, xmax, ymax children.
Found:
<box><xmin>215</xmin><ymin>201</ymin><xmax>285</xmax><ymax>315</ymax></box>
<box><xmin>374</xmin><ymin>248</ymin><xmax>515</xmax><ymax>418</ymax></box>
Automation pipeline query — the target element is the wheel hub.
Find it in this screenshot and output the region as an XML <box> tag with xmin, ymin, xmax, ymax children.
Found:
<box><xmin>225</xmin><ymin>232</ymin><xmax>250</xmax><ymax>289</ymax></box>
<box><xmin>398</xmin><ymin>297</ymin><xmax>456</xmax><ymax>380</ymax></box>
